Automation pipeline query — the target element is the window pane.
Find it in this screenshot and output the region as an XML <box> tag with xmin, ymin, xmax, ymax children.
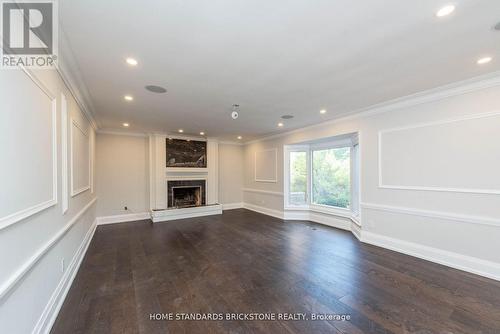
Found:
<box><xmin>312</xmin><ymin>147</ymin><xmax>350</xmax><ymax>208</ymax></box>
<box><xmin>289</xmin><ymin>151</ymin><xmax>307</xmax><ymax>205</ymax></box>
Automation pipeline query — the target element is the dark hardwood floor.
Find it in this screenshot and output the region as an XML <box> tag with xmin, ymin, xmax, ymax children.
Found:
<box><xmin>51</xmin><ymin>209</ymin><xmax>500</xmax><ymax>334</ymax></box>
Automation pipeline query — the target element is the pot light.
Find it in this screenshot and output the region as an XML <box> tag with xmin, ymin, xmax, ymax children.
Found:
<box><xmin>320</xmin><ymin>109</ymin><xmax>327</xmax><ymax>114</ymax></box>
<box><xmin>122</xmin><ymin>123</ymin><xmax>129</xmax><ymax>127</ymax></box>
<box><xmin>126</xmin><ymin>57</ymin><xmax>138</xmax><ymax>66</ymax></box>
<box><xmin>477</xmin><ymin>56</ymin><xmax>492</xmax><ymax>65</ymax></box>
<box><xmin>200</xmin><ymin>131</ymin><xmax>205</xmax><ymax>136</ymax></box>
<box><xmin>124</xmin><ymin>95</ymin><xmax>133</xmax><ymax>101</ymax></box>
<box><xmin>237</xmin><ymin>136</ymin><xmax>242</xmax><ymax>140</ymax></box>
<box><xmin>278</xmin><ymin>122</ymin><xmax>284</xmax><ymax>127</ymax></box>
<box><xmin>178</xmin><ymin>129</ymin><xmax>184</xmax><ymax>133</ymax></box>
<box><xmin>436</xmin><ymin>5</ymin><xmax>455</xmax><ymax>17</ymax></box>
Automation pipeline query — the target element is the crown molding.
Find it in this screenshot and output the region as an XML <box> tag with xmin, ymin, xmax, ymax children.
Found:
<box><xmin>244</xmin><ymin>70</ymin><xmax>500</xmax><ymax>145</ymax></box>
<box><xmin>96</xmin><ymin>129</ymin><xmax>148</xmax><ymax>138</ymax></box>
<box><xmin>56</xmin><ymin>27</ymin><xmax>99</xmax><ymax>130</ymax></box>
<box><xmin>218</xmin><ymin>140</ymin><xmax>244</xmax><ymax>146</ymax></box>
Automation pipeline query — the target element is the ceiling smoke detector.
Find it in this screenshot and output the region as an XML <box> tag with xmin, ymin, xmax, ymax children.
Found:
<box><xmin>145</xmin><ymin>85</ymin><xmax>167</xmax><ymax>93</ymax></box>
<box><xmin>231</xmin><ymin>104</ymin><xmax>240</xmax><ymax>119</ymax></box>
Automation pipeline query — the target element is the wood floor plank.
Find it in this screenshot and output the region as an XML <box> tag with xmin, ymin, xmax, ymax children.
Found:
<box><xmin>51</xmin><ymin>209</ymin><xmax>500</xmax><ymax>334</ymax></box>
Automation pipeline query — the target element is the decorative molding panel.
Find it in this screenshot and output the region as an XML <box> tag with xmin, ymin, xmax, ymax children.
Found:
<box><xmin>378</xmin><ymin>111</ymin><xmax>500</xmax><ymax>195</ymax></box>
<box><xmin>61</xmin><ymin>94</ymin><xmax>69</xmax><ymax>214</ymax></box>
<box><xmin>90</xmin><ymin>130</ymin><xmax>95</xmax><ymax>194</ymax></box>
<box><xmin>0</xmin><ymin>68</ymin><xmax>57</xmax><ymax>230</ymax></box>
<box><xmin>70</xmin><ymin>119</ymin><xmax>91</xmax><ymax>197</ymax></box>
<box><xmin>255</xmin><ymin>148</ymin><xmax>278</xmax><ymax>182</ymax></box>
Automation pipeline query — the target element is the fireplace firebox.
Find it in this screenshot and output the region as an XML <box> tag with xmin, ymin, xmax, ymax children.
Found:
<box><xmin>167</xmin><ymin>180</ymin><xmax>206</xmax><ymax>208</ymax></box>
<box><xmin>172</xmin><ymin>186</ymin><xmax>201</xmax><ymax>208</ymax></box>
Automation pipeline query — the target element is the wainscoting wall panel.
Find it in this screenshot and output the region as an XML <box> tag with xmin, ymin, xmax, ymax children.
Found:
<box><xmin>70</xmin><ymin>119</ymin><xmax>90</xmax><ymax>197</ymax></box>
<box><xmin>61</xmin><ymin>93</ymin><xmax>69</xmax><ymax>214</ymax></box>
<box><xmin>0</xmin><ymin>63</ymin><xmax>98</xmax><ymax>334</ymax></box>
<box><xmin>379</xmin><ymin>111</ymin><xmax>500</xmax><ymax>194</ymax></box>
<box><xmin>255</xmin><ymin>148</ymin><xmax>277</xmax><ymax>182</ymax></box>
<box><xmin>0</xmin><ymin>68</ymin><xmax>57</xmax><ymax>229</ymax></box>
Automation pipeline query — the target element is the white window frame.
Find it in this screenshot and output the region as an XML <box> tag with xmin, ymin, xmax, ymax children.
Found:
<box><xmin>284</xmin><ymin>134</ymin><xmax>360</xmax><ymax>219</ymax></box>
<box><xmin>284</xmin><ymin>145</ymin><xmax>310</xmax><ymax>209</ymax></box>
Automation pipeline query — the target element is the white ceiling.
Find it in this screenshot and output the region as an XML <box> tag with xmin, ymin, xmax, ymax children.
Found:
<box><xmin>60</xmin><ymin>0</ymin><xmax>500</xmax><ymax>142</ymax></box>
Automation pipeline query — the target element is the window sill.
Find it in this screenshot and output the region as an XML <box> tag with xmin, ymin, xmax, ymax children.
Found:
<box><xmin>309</xmin><ymin>204</ymin><xmax>351</xmax><ymax>218</ymax></box>
<box><xmin>284</xmin><ymin>205</ymin><xmax>309</xmax><ymax>211</ymax></box>
<box><xmin>284</xmin><ymin>204</ymin><xmax>354</xmax><ymax>220</ymax></box>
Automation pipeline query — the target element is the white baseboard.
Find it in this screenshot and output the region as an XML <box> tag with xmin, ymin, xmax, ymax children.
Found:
<box><xmin>243</xmin><ymin>203</ymin><xmax>284</xmax><ymax>219</ymax></box>
<box><xmin>351</xmin><ymin>221</ymin><xmax>362</xmax><ymax>241</ymax></box>
<box><xmin>308</xmin><ymin>212</ymin><xmax>351</xmax><ymax>231</ymax></box>
<box><xmin>362</xmin><ymin>231</ymin><xmax>500</xmax><ymax>282</ymax></box>
<box><xmin>33</xmin><ymin>220</ymin><xmax>97</xmax><ymax>334</ymax></box>
<box><xmin>222</xmin><ymin>202</ymin><xmax>244</xmax><ymax>210</ymax></box>
<box><xmin>96</xmin><ymin>212</ymin><xmax>151</xmax><ymax>225</ymax></box>
<box><xmin>283</xmin><ymin>209</ymin><xmax>352</xmax><ymax>231</ymax></box>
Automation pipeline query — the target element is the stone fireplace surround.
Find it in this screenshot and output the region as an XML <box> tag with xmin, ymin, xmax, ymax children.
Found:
<box><xmin>149</xmin><ymin>135</ymin><xmax>221</xmax><ymax>222</ymax></box>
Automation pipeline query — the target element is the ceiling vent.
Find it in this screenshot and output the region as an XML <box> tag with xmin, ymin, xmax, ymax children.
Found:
<box><xmin>281</xmin><ymin>115</ymin><xmax>294</xmax><ymax>119</ymax></box>
<box><xmin>145</xmin><ymin>85</ymin><xmax>167</xmax><ymax>93</ymax></box>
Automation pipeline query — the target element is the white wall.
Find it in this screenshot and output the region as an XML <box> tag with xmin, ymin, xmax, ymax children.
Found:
<box><xmin>218</xmin><ymin>143</ymin><xmax>244</xmax><ymax>205</ymax></box>
<box><xmin>96</xmin><ymin>133</ymin><xmax>150</xmax><ymax>216</ymax></box>
<box><xmin>243</xmin><ymin>80</ymin><xmax>500</xmax><ymax>280</ymax></box>
<box><xmin>0</xmin><ymin>67</ymin><xmax>97</xmax><ymax>334</ymax></box>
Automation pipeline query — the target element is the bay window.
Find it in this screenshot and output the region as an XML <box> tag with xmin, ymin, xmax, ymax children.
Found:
<box><xmin>312</xmin><ymin>147</ymin><xmax>350</xmax><ymax>209</ymax></box>
<box><xmin>284</xmin><ymin>134</ymin><xmax>359</xmax><ymax>216</ymax></box>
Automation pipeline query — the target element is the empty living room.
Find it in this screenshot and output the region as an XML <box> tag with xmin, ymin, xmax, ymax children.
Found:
<box><xmin>2</xmin><ymin>1</ymin><xmax>500</xmax><ymax>333</ymax></box>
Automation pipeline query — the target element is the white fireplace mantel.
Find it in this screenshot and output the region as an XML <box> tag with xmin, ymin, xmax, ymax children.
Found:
<box><xmin>149</xmin><ymin>134</ymin><xmax>219</xmax><ymax>210</ymax></box>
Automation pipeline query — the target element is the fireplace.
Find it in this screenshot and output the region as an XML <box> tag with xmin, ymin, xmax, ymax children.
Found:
<box><xmin>172</xmin><ymin>186</ymin><xmax>201</xmax><ymax>208</ymax></box>
<box><xmin>167</xmin><ymin>180</ymin><xmax>206</xmax><ymax>208</ymax></box>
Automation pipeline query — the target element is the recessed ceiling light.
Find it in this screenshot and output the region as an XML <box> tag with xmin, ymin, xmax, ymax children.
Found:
<box><xmin>124</xmin><ymin>95</ymin><xmax>133</xmax><ymax>101</ymax></box>
<box><xmin>281</xmin><ymin>115</ymin><xmax>294</xmax><ymax>119</ymax></box>
<box><xmin>436</xmin><ymin>5</ymin><xmax>455</xmax><ymax>17</ymax></box>
<box><xmin>237</xmin><ymin>136</ymin><xmax>242</xmax><ymax>140</ymax></box>
<box><xmin>126</xmin><ymin>57</ymin><xmax>138</xmax><ymax>66</ymax></box>
<box><xmin>320</xmin><ymin>109</ymin><xmax>327</xmax><ymax>114</ymax></box>
<box><xmin>477</xmin><ymin>56</ymin><xmax>493</xmax><ymax>65</ymax></box>
<box><xmin>200</xmin><ymin>131</ymin><xmax>205</xmax><ymax>136</ymax></box>
<box><xmin>178</xmin><ymin>129</ymin><xmax>184</xmax><ymax>133</ymax></box>
<box><xmin>278</xmin><ymin>122</ymin><xmax>284</xmax><ymax>127</ymax></box>
<box><xmin>122</xmin><ymin>123</ymin><xmax>129</xmax><ymax>127</ymax></box>
<box><xmin>145</xmin><ymin>85</ymin><xmax>167</xmax><ymax>93</ymax></box>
